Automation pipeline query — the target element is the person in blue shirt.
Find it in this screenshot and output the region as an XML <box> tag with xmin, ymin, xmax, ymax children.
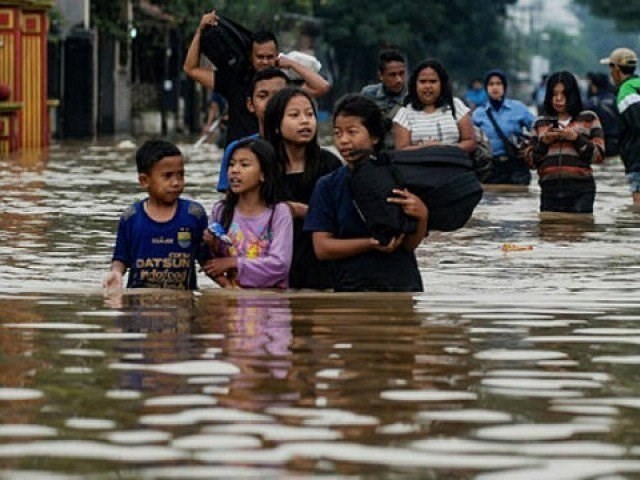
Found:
<box><xmin>216</xmin><ymin>67</ymin><xmax>289</xmax><ymax>192</ymax></box>
<box><xmin>103</xmin><ymin>140</ymin><xmax>210</xmax><ymax>290</ymax></box>
<box><xmin>472</xmin><ymin>69</ymin><xmax>535</xmax><ymax>185</ymax></box>
<box><xmin>463</xmin><ymin>78</ymin><xmax>488</xmax><ymax>110</ymax></box>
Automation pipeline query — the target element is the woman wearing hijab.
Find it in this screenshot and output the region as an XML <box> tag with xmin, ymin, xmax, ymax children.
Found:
<box><xmin>472</xmin><ymin>69</ymin><xmax>535</xmax><ymax>185</ymax></box>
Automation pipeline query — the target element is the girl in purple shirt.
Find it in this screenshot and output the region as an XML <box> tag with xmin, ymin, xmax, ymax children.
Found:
<box><xmin>202</xmin><ymin>138</ymin><xmax>293</xmax><ymax>288</ymax></box>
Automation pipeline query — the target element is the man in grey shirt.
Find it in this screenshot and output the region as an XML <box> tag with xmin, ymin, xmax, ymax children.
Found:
<box><xmin>361</xmin><ymin>50</ymin><xmax>407</xmax><ymax>150</ymax></box>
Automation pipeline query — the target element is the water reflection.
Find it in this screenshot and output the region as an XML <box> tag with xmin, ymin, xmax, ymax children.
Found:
<box><xmin>536</xmin><ymin>212</ymin><xmax>597</xmax><ymax>243</ymax></box>
<box><xmin>1</xmin><ymin>141</ymin><xmax>640</xmax><ymax>477</ymax></box>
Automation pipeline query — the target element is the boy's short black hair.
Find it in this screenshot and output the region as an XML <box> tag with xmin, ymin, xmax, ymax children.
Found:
<box><xmin>378</xmin><ymin>49</ymin><xmax>406</xmax><ymax>73</ymax></box>
<box><xmin>135</xmin><ymin>140</ymin><xmax>182</xmax><ymax>174</ymax></box>
<box><xmin>252</xmin><ymin>30</ymin><xmax>278</xmax><ymax>48</ymax></box>
<box><xmin>249</xmin><ymin>66</ymin><xmax>289</xmax><ymax>97</ymax></box>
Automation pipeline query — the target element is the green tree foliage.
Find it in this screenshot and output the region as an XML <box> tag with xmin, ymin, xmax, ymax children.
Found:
<box><xmin>317</xmin><ymin>0</ymin><xmax>517</xmax><ymax>94</ymax></box>
<box><xmin>542</xmin><ymin>27</ymin><xmax>596</xmax><ymax>74</ymax></box>
<box><xmin>574</xmin><ymin>0</ymin><xmax>640</xmax><ymax>31</ymax></box>
<box><xmin>573</xmin><ymin>4</ymin><xmax>640</xmax><ymax>72</ymax></box>
<box><xmin>91</xmin><ymin>1</ymin><xmax>129</xmax><ymax>39</ymax></box>
<box><xmin>90</xmin><ymin>0</ymin><xmax>517</xmax><ymax>95</ymax></box>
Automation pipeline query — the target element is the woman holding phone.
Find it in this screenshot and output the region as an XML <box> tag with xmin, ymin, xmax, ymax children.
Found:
<box><xmin>525</xmin><ymin>71</ymin><xmax>604</xmax><ymax>213</ymax></box>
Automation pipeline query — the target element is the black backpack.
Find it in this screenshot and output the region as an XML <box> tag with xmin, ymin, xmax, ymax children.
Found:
<box><xmin>199</xmin><ymin>16</ymin><xmax>253</xmax><ymax>75</ymax></box>
<box><xmin>386</xmin><ymin>145</ymin><xmax>483</xmax><ymax>232</ymax></box>
<box><xmin>348</xmin><ymin>154</ymin><xmax>417</xmax><ymax>246</ymax></box>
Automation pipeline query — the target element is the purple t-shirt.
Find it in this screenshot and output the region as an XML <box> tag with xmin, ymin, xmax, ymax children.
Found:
<box><xmin>210</xmin><ymin>201</ymin><xmax>293</xmax><ymax>288</ymax></box>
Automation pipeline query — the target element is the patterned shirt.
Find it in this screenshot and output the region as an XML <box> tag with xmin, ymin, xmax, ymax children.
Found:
<box><xmin>210</xmin><ymin>201</ymin><xmax>293</xmax><ymax>288</ymax></box>
<box><xmin>526</xmin><ymin>111</ymin><xmax>604</xmax><ymax>184</ymax></box>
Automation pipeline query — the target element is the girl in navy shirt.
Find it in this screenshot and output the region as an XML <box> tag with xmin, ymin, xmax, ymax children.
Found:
<box><xmin>304</xmin><ymin>94</ymin><xmax>428</xmax><ymax>292</ymax></box>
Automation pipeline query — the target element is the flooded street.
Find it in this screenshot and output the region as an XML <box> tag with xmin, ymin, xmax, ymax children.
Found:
<box><xmin>1</xmin><ymin>139</ymin><xmax>640</xmax><ymax>479</ymax></box>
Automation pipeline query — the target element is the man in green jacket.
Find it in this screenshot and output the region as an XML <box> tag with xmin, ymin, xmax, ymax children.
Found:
<box><xmin>601</xmin><ymin>47</ymin><xmax>640</xmax><ymax>205</ymax></box>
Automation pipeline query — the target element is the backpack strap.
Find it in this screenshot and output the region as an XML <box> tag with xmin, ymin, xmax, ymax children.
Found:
<box><xmin>486</xmin><ymin>109</ymin><xmax>519</xmax><ymax>156</ymax></box>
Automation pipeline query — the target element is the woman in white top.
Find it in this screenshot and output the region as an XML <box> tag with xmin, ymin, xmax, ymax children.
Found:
<box><xmin>393</xmin><ymin>59</ymin><xmax>476</xmax><ymax>153</ymax></box>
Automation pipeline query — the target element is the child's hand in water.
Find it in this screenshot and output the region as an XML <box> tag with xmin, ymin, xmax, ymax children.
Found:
<box><xmin>102</xmin><ymin>270</ymin><xmax>123</xmax><ymax>290</ymax></box>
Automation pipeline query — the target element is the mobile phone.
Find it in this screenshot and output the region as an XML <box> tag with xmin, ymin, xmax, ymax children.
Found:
<box><xmin>551</xmin><ymin>118</ymin><xmax>560</xmax><ymax>129</ymax></box>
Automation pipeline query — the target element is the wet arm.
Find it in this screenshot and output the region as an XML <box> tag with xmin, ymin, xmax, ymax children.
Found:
<box><xmin>393</xmin><ymin>123</ymin><xmax>414</xmax><ymax>150</ymax></box>
<box><xmin>457</xmin><ymin>114</ymin><xmax>476</xmax><ymax>153</ymax></box>
<box><xmin>183</xmin><ymin>13</ymin><xmax>217</xmax><ymax>90</ymax></box>
<box><xmin>278</xmin><ymin>56</ymin><xmax>330</xmax><ymax>98</ymax></box>
<box><xmin>402</xmin><ymin>208</ymin><xmax>428</xmax><ymax>252</ymax></box>
<box><xmin>312</xmin><ymin>232</ymin><xmax>377</xmax><ymax>261</ymax></box>
<box><xmin>103</xmin><ymin>260</ymin><xmax>126</xmax><ymax>289</ymax></box>
<box><xmin>386</xmin><ymin>189</ymin><xmax>429</xmax><ymax>251</ymax></box>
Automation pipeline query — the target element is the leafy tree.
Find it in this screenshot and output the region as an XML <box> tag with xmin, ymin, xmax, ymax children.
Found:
<box><xmin>542</xmin><ymin>27</ymin><xmax>596</xmax><ymax>74</ymax></box>
<box><xmin>91</xmin><ymin>1</ymin><xmax>128</xmax><ymax>39</ymax></box>
<box><xmin>574</xmin><ymin>0</ymin><xmax>640</xmax><ymax>32</ymax></box>
<box><xmin>573</xmin><ymin>2</ymin><xmax>640</xmax><ymax>60</ymax></box>
<box><xmin>317</xmin><ymin>0</ymin><xmax>517</xmax><ymax>95</ymax></box>
<box><xmin>89</xmin><ymin>0</ymin><xmax>520</xmax><ymax>97</ymax></box>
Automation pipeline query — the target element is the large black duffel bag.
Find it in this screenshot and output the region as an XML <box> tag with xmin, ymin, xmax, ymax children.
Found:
<box><xmin>199</xmin><ymin>16</ymin><xmax>253</xmax><ymax>74</ymax></box>
<box><xmin>385</xmin><ymin>145</ymin><xmax>483</xmax><ymax>232</ymax></box>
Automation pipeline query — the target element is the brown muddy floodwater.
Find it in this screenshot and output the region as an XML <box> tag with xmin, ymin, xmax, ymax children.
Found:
<box><xmin>1</xmin><ymin>139</ymin><xmax>640</xmax><ymax>479</ymax></box>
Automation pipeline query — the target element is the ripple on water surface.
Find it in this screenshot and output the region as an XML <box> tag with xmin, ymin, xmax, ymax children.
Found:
<box><xmin>1</xmin><ymin>147</ymin><xmax>640</xmax><ymax>478</ymax></box>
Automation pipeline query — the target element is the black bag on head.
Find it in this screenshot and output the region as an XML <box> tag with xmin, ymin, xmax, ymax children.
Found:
<box><xmin>348</xmin><ymin>154</ymin><xmax>417</xmax><ymax>246</ymax></box>
<box><xmin>199</xmin><ymin>16</ymin><xmax>254</xmax><ymax>75</ymax></box>
<box><xmin>387</xmin><ymin>145</ymin><xmax>483</xmax><ymax>232</ymax></box>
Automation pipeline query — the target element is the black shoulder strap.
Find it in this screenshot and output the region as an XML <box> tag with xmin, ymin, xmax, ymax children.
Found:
<box><xmin>486</xmin><ymin>109</ymin><xmax>517</xmax><ymax>151</ymax></box>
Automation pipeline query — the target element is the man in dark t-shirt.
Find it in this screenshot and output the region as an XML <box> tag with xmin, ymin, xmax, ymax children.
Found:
<box><xmin>184</xmin><ymin>10</ymin><xmax>330</xmax><ymax>146</ymax></box>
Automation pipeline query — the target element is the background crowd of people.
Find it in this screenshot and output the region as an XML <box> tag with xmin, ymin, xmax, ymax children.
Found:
<box><xmin>103</xmin><ymin>10</ymin><xmax>640</xmax><ymax>294</ymax></box>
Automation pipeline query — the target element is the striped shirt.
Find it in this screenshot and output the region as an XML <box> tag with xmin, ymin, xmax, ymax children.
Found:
<box><xmin>526</xmin><ymin>111</ymin><xmax>604</xmax><ymax>183</ymax></box>
<box><xmin>393</xmin><ymin>97</ymin><xmax>470</xmax><ymax>146</ymax></box>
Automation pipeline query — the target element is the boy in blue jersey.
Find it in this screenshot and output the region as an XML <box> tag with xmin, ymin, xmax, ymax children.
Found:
<box><xmin>103</xmin><ymin>140</ymin><xmax>210</xmax><ymax>290</ymax></box>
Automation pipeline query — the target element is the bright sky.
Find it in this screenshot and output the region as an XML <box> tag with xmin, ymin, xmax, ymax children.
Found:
<box><xmin>514</xmin><ymin>0</ymin><xmax>580</xmax><ymax>34</ymax></box>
